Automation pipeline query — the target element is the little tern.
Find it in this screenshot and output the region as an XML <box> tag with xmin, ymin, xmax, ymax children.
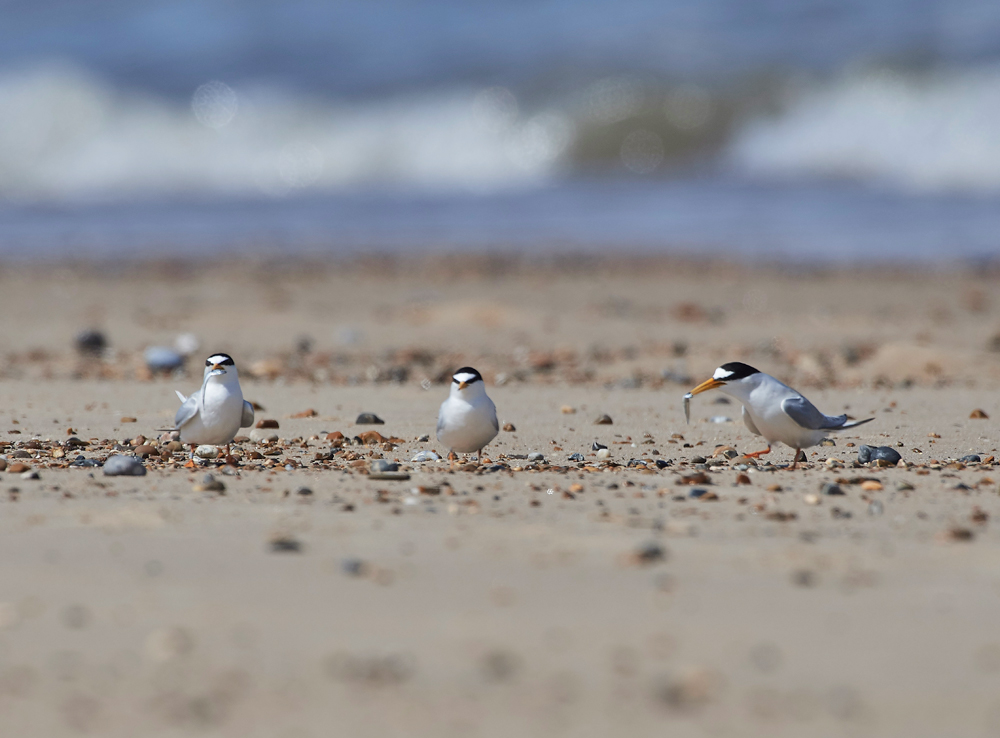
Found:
<box><xmin>436</xmin><ymin>367</ymin><xmax>498</xmax><ymax>462</ymax></box>
<box><xmin>174</xmin><ymin>353</ymin><xmax>254</xmax><ymax>463</ymax></box>
<box><xmin>687</xmin><ymin>362</ymin><xmax>873</xmax><ymax>462</ymax></box>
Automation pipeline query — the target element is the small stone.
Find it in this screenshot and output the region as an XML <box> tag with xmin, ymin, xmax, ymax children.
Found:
<box><xmin>134</xmin><ymin>444</ymin><xmax>157</xmax><ymax>457</ymax></box>
<box><xmin>65</xmin><ymin>437</ymin><xmax>89</xmax><ymax>448</ymax></box>
<box><xmin>417</xmin><ymin>434</ymin><xmax>431</xmax><ymax>442</ymax></box>
<box><xmin>358</xmin><ymin>431</ymin><xmax>387</xmax><ymax>445</ymax></box>
<box><xmin>803</xmin><ymin>493</ymin><xmax>821</xmax><ymax>505</ymax></box>
<box><xmin>249</xmin><ymin>429</ymin><xmax>279</xmax><ymax>443</ymax></box>
<box><xmin>857</xmin><ymin>445</ymin><xmax>902</xmax><ymax>465</ymax></box>
<box><xmin>411</xmin><ymin>451</ymin><xmax>441</xmax><ymax>462</ymax></box>
<box><xmin>0</xmin><ymin>459</ymin><xmax>6</xmax><ymax>472</ymax></box>
<box><xmin>120</xmin><ymin>417</ymin><xmax>137</xmax><ymax>424</ymax></box>
<box><xmin>194</xmin><ymin>445</ymin><xmax>220</xmax><ymax>459</ymax></box>
<box><xmin>896</xmin><ymin>481</ymin><xmax>915</xmax><ymax>491</ymax></box>
<box><xmin>561</xmin><ymin>406</ymin><xmax>576</xmax><ymax>415</ymax></box>
<box><xmin>527</xmin><ymin>452</ymin><xmax>545</xmax><ymax>462</ymax></box>
<box><xmin>596</xmin><ymin>448</ymin><xmax>610</xmax><ymax>460</ymax></box>
<box><xmin>256</xmin><ymin>419</ymin><xmax>280</xmax><ymax>429</ymax></box>
<box><xmin>370</xmin><ymin>459</ymin><xmax>399</xmax><ymax>473</ymax></box>
<box><xmin>631</xmin><ymin>542</ymin><xmax>666</xmax><ymax>565</ymax></box>
<box><xmin>959</xmin><ymin>454</ymin><xmax>982</xmax><ymax>464</ymax></box>
<box><xmin>655</xmin><ymin>459</ymin><xmax>671</xmax><ymax>469</ymax></box>
<box><xmin>75</xmin><ymin>329</ymin><xmax>107</xmax><ymax>356</ymax></box>
<box><xmin>860</xmin><ymin>480</ymin><xmax>883</xmax><ymax>491</ymax></box>
<box><xmin>940</xmin><ymin>527</ymin><xmax>974</xmax><ymax>542</ymax></box>
<box><xmin>735</xmin><ymin>473</ymin><xmax>751</xmax><ymax>485</ymax></box>
<box><xmin>144</xmin><ymin>346</ymin><xmax>185</xmax><ymax>374</ymax></box>
<box><xmin>691</xmin><ymin>456</ymin><xmax>707</xmax><ymax>464</ymax></box>
<box><xmin>688</xmin><ymin>488</ymin><xmax>709</xmax><ymax>499</ymax></box>
<box><xmin>821</xmin><ymin>483</ymin><xmax>844</xmax><ymax>496</ymax></box>
<box><xmin>270</xmin><ymin>537</ymin><xmax>302</xmax><ymax>553</ymax></box>
<box><xmin>594</xmin><ymin>414</ymin><xmax>613</xmax><ymax>425</ymax></box>
<box><xmin>729</xmin><ymin>455</ymin><xmax>758</xmax><ymax>466</ymax></box>
<box><xmin>592</xmin><ymin>442</ymin><xmax>607</xmax><ymax>451</ymax></box>
<box><xmin>502</xmin><ymin>423</ymin><xmax>515</xmax><ymax>432</ymax></box>
<box><xmin>341</xmin><ymin>558</ymin><xmax>368</xmax><ymax>576</ymax></box>
<box><xmin>8</xmin><ymin>462</ymin><xmax>30</xmax><ymax>474</ymax></box>
<box><xmin>712</xmin><ymin>446</ymin><xmax>738</xmax><ymax>459</ymax></box>
<box><xmin>568</xmin><ymin>453</ymin><xmax>585</xmax><ymax>462</ymax></box>
<box><xmin>20</xmin><ymin>470</ymin><xmax>40</xmax><ymax>480</ymax></box>
<box><xmin>103</xmin><ymin>455</ymin><xmax>146</xmax><ymax>477</ymax></box>
<box><xmin>971</xmin><ymin>409</ymin><xmax>989</xmax><ymax>419</ymax></box>
<box><xmin>193</xmin><ymin>474</ymin><xmax>226</xmax><ymax>492</ymax></box>
<box><xmin>166</xmin><ymin>441</ymin><xmax>184</xmax><ymax>452</ymax></box>
<box><xmin>819</xmin><ymin>438</ymin><xmax>836</xmax><ymax>447</ymax></box>
<box><xmin>292</xmin><ymin>409</ymin><xmax>318</xmax><ymax>418</ymax></box>
<box><xmin>355</xmin><ymin>413</ymin><xmax>384</xmax><ymax>425</ymax></box>
<box><xmin>296</xmin><ymin>486</ymin><xmax>313</xmax><ymax>496</ymax></box>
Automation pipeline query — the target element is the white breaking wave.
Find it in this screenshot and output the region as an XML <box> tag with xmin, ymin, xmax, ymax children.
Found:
<box><xmin>0</xmin><ymin>63</ymin><xmax>572</xmax><ymax>201</ymax></box>
<box><xmin>729</xmin><ymin>65</ymin><xmax>1000</xmax><ymax>193</ymax></box>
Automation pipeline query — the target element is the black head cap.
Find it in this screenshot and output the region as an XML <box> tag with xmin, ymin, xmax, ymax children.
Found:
<box><xmin>452</xmin><ymin>366</ymin><xmax>482</xmax><ymax>384</ymax></box>
<box><xmin>715</xmin><ymin>362</ymin><xmax>759</xmax><ymax>381</ymax></box>
<box><xmin>206</xmin><ymin>353</ymin><xmax>235</xmax><ymax>367</ymax></box>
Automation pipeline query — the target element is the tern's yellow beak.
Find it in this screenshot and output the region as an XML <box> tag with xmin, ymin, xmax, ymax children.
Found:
<box><xmin>458</xmin><ymin>381</ymin><xmax>469</xmax><ymax>390</ymax></box>
<box><xmin>211</xmin><ymin>363</ymin><xmax>223</xmax><ymax>371</ymax></box>
<box><xmin>689</xmin><ymin>377</ymin><xmax>724</xmax><ymax>395</ymax></box>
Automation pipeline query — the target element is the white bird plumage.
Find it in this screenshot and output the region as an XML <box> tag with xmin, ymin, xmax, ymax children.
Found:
<box><xmin>174</xmin><ymin>353</ymin><xmax>254</xmax><ymax>455</ymax></box>
<box><xmin>436</xmin><ymin>367</ymin><xmax>498</xmax><ymax>461</ymax></box>
<box><xmin>688</xmin><ymin>362</ymin><xmax>873</xmax><ymax>462</ymax></box>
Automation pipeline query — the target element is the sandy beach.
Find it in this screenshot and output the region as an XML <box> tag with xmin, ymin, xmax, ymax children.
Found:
<box><xmin>1</xmin><ymin>258</ymin><xmax>1000</xmax><ymax>737</ymax></box>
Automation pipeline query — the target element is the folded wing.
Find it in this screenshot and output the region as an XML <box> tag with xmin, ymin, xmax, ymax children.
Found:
<box><xmin>782</xmin><ymin>396</ymin><xmax>874</xmax><ymax>430</ymax></box>
<box><xmin>241</xmin><ymin>400</ymin><xmax>255</xmax><ymax>428</ymax></box>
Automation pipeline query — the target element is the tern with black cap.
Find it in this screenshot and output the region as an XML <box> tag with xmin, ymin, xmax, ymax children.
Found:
<box><xmin>437</xmin><ymin>367</ymin><xmax>499</xmax><ymax>461</ymax></box>
<box><xmin>686</xmin><ymin>362</ymin><xmax>874</xmax><ymax>463</ymax></box>
<box><xmin>173</xmin><ymin>353</ymin><xmax>255</xmax><ymax>464</ymax></box>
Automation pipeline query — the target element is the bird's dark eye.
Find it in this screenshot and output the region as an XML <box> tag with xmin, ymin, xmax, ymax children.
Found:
<box><xmin>205</xmin><ymin>359</ymin><xmax>212</xmax><ymax>366</ymax></box>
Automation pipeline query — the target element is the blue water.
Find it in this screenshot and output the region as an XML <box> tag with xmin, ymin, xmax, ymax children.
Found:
<box><xmin>2</xmin><ymin>0</ymin><xmax>999</xmax><ymax>261</ymax></box>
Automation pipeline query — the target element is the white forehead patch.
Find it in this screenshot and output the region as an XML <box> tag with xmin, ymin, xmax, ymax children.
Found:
<box><xmin>713</xmin><ymin>367</ymin><xmax>733</xmax><ymax>380</ymax></box>
<box><xmin>453</xmin><ymin>373</ymin><xmax>477</xmax><ymax>384</ymax></box>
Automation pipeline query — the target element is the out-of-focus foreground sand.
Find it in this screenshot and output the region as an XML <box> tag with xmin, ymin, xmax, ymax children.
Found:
<box><xmin>1</xmin><ymin>258</ymin><xmax>999</xmax><ymax>737</ymax></box>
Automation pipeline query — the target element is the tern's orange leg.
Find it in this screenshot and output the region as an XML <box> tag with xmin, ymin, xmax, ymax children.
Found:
<box><xmin>744</xmin><ymin>445</ymin><xmax>771</xmax><ymax>459</ymax></box>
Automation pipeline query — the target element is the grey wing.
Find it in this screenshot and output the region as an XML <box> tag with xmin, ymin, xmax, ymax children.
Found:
<box><xmin>174</xmin><ymin>395</ymin><xmax>199</xmax><ymax>429</ymax></box>
<box><xmin>435</xmin><ymin>408</ymin><xmax>446</xmax><ymax>440</ymax></box>
<box><xmin>241</xmin><ymin>400</ymin><xmax>255</xmax><ymax>428</ymax></box>
<box><xmin>488</xmin><ymin>398</ymin><xmax>499</xmax><ymax>433</ymax></box>
<box><xmin>741</xmin><ymin>405</ymin><xmax>762</xmax><ymax>436</ymax></box>
<box><xmin>782</xmin><ymin>396</ymin><xmax>849</xmax><ymax>430</ymax></box>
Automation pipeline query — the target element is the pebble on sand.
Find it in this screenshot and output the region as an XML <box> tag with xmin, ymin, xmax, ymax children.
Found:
<box><xmin>103</xmin><ymin>455</ymin><xmax>146</xmax><ymax>477</ymax></box>
<box><xmin>256</xmin><ymin>419</ymin><xmax>280</xmax><ymax>429</ymax></box>
<box><xmin>970</xmin><ymin>409</ymin><xmax>989</xmax><ymax>419</ymax></box>
<box><xmin>594</xmin><ymin>414</ymin><xmax>613</xmax><ymax>425</ymax></box>
<box><xmin>193</xmin><ymin>474</ymin><xmax>226</xmax><ymax>492</ymax></box>
<box><xmin>194</xmin><ymin>445</ymin><xmax>220</xmax><ymax>459</ymax></box>
<box><xmin>857</xmin><ymin>445</ymin><xmax>902</xmax><ymax>465</ymax></box>
<box><xmin>250</xmin><ymin>429</ymin><xmax>279</xmax><ymax>443</ymax></box>
<box><xmin>356</xmin><ymin>413</ymin><xmax>385</xmax><ymax>425</ymax></box>
<box><xmin>144</xmin><ymin>346</ymin><xmax>185</xmax><ymax>374</ymax></box>
<box><xmin>502</xmin><ymin>423</ymin><xmax>516</xmax><ymax>432</ymax></box>
<box><xmin>411</xmin><ymin>451</ymin><xmax>441</xmax><ymax>462</ymax></box>
<box><xmin>291</xmin><ymin>409</ymin><xmax>318</xmax><ymax>418</ymax></box>
<box><xmin>74</xmin><ymin>329</ymin><xmax>107</xmax><ymax>356</ymax></box>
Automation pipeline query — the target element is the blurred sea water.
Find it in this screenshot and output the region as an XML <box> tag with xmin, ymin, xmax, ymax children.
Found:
<box><xmin>2</xmin><ymin>0</ymin><xmax>1000</xmax><ymax>262</ymax></box>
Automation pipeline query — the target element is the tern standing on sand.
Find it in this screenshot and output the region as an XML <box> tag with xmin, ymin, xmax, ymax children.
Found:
<box><xmin>437</xmin><ymin>367</ymin><xmax>498</xmax><ymax>461</ymax></box>
<box><xmin>686</xmin><ymin>362</ymin><xmax>873</xmax><ymax>462</ymax></box>
<box><xmin>174</xmin><ymin>353</ymin><xmax>254</xmax><ymax>459</ymax></box>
